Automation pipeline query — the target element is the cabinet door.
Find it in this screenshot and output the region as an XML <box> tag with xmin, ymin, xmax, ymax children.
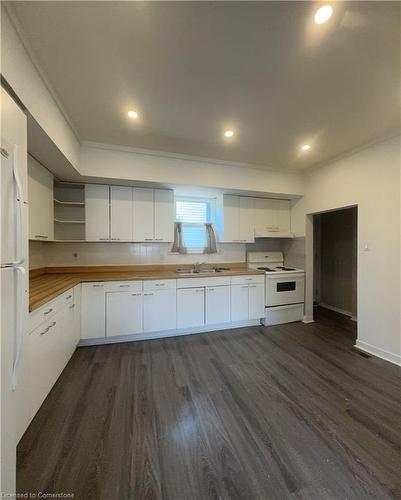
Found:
<box><xmin>272</xmin><ymin>199</ymin><xmax>291</xmax><ymax>232</ymax></box>
<box><xmin>85</xmin><ymin>184</ymin><xmax>110</xmax><ymax>241</ymax></box>
<box><xmin>177</xmin><ymin>288</ymin><xmax>205</xmax><ymax>328</ymax></box>
<box><xmin>154</xmin><ymin>189</ymin><xmax>174</xmax><ymax>242</ymax></box>
<box><xmin>72</xmin><ymin>284</ymin><xmax>81</xmax><ymax>343</ymax></box>
<box><xmin>28</xmin><ymin>156</ymin><xmax>54</xmax><ymax>240</ymax></box>
<box><xmin>110</xmin><ymin>186</ymin><xmax>133</xmax><ymax>241</ymax></box>
<box><xmin>231</xmin><ymin>284</ymin><xmax>249</xmax><ymax>321</ymax></box>
<box><xmin>206</xmin><ymin>286</ymin><xmax>231</xmax><ymax>324</ymax></box>
<box><xmin>133</xmin><ymin>187</ymin><xmax>154</xmax><ymax>241</ymax></box>
<box><xmin>81</xmin><ymin>283</ymin><xmax>106</xmax><ymax>339</ymax></box>
<box><xmin>253</xmin><ymin>198</ymin><xmax>275</xmax><ymax>236</ymax></box>
<box><xmin>223</xmin><ymin>195</ymin><xmax>240</xmax><ymax>242</ymax></box>
<box><xmin>106</xmin><ymin>292</ymin><xmax>143</xmax><ymax>337</ymax></box>
<box><xmin>239</xmin><ymin>197</ymin><xmax>255</xmax><ymax>242</ymax></box>
<box><xmin>249</xmin><ymin>283</ymin><xmax>265</xmax><ymax>319</ymax></box>
<box><xmin>143</xmin><ymin>289</ymin><xmax>176</xmax><ymax>332</ymax></box>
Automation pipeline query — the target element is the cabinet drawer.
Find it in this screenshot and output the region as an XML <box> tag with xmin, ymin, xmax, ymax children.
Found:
<box><xmin>231</xmin><ymin>275</ymin><xmax>265</xmax><ymax>285</ymax></box>
<box><xmin>143</xmin><ymin>279</ymin><xmax>176</xmax><ymax>291</ymax></box>
<box><xmin>177</xmin><ymin>276</ymin><xmax>231</xmax><ymax>288</ymax></box>
<box><xmin>104</xmin><ymin>281</ymin><xmax>143</xmax><ymax>292</ymax></box>
<box><xmin>28</xmin><ymin>288</ymin><xmax>74</xmax><ymax>332</ymax></box>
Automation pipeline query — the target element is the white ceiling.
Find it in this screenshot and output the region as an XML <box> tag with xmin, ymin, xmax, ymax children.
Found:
<box><xmin>7</xmin><ymin>1</ymin><xmax>401</xmax><ymax>171</ymax></box>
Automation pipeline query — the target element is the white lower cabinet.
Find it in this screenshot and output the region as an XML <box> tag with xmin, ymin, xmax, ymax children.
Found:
<box><xmin>18</xmin><ymin>287</ymin><xmax>79</xmax><ymax>441</ymax></box>
<box><xmin>231</xmin><ymin>285</ymin><xmax>250</xmax><ymax>322</ymax></box>
<box><xmin>177</xmin><ymin>287</ymin><xmax>205</xmax><ymax>328</ymax></box>
<box><xmin>81</xmin><ymin>282</ymin><xmax>106</xmax><ymax>339</ymax></box>
<box><xmin>230</xmin><ymin>277</ymin><xmax>265</xmax><ymax>321</ymax></box>
<box><xmin>143</xmin><ymin>289</ymin><xmax>176</xmax><ymax>332</ymax></box>
<box><xmin>106</xmin><ymin>291</ymin><xmax>143</xmax><ymax>337</ymax></box>
<box><xmin>249</xmin><ymin>283</ymin><xmax>265</xmax><ymax>319</ymax></box>
<box><xmin>205</xmin><ymin>286</ymin><xmax>231</xmax><ymax>324</ymax></box>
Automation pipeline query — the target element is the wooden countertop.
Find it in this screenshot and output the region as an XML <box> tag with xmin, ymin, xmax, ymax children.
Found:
<box><xmin>29</xmin><ymin>265</ymin><xmax>264</xmax><ymax>312</ymax></box>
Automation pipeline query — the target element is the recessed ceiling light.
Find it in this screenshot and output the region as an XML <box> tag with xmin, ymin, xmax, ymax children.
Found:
<box><xmin>301</xmin><ymin>144</ymin><xmax>311</xmax><ymax>151</ymax></box>
<box><xmin>314</xmin><ymin>5</ymin><xmax>333</xmax><ymax>24</ymax></box>
<box><xmin>127</xmin><ymin>110</ymin><xmax>139</xmax><ymax>119</ymax></box>
<box><xmin>224</xmin><ymin>130</ymin><xmax>234</xmax><ymax>138</ymax></box>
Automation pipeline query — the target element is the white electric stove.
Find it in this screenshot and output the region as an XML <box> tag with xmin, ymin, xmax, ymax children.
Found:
<box><xmin>247</xmin><ymin>252</ymin><xmax>305</xmax><ymax>325</ymax></box>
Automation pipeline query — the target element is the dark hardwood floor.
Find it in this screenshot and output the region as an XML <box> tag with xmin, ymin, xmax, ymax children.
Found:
<box><xmin>17</xmin><ymin>308</ymin><xmax>401</xmax><ymax>500</ymax></box>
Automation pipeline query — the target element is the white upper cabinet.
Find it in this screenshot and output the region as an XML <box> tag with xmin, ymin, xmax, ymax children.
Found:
<box><xmin>218</xmin><ymin>195</ymin><xmax>255</xmax><ymax>243</ymax></box>
<box><xmin>85</xmin><ymin>184</ymin><xmax>110</xmax><ymax>241</ymax></box>
<box><xmin>253</xmin><ymin>198</ymin><xmax>291</xmax><ymax>237</ymax></box>
<box><xmin>154</xmin><ymin>189</ymin><xmax>175</xmax><ymax>242</ymax></box>
<box><xmin>85</xmin><ymin>185</ymin><xmax>174</xmax><ymax>242</ymax></box>
<box><xmin>272</xmin><ymin>199</ymin><xmax>291</xmax><ymax>233</ymax></box>
<box><xmin>239</xmin><ymin>197</ymin><xmax>255</xmax><ymax>242</ymax></box>
<box><xmin>132</xmin><ymin>187</ymin><xmax>154</xmax><ymax>242</ymax></box>
<box><xmin>28</xmin><ymin>156</ymin><xmax>54</xmax><ymax>241</ymax></box>
<box><xmin>110</xmin><ymin>186</ymin><xmax>133</xmax><ymax>241</ymax></box>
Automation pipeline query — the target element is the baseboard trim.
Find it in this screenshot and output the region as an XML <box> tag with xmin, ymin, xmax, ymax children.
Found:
<box><xmin>318</xmin><ymin>302</ymin><xmax>353</xmax><ymax>318</ymax></box>
<box><xmin>302</xmin><ymin>315</ymin><xmax>314</xmax><ymax>324</ymax></box>
<box><xmin>354</xmin><ymin>340</ymin><xmax>401</xmax><ymax>366</ymax></box>
<box><xmin>79</xmin><ymin>319</ymin><xmax>263</xmax><ymax>346</ymax></box>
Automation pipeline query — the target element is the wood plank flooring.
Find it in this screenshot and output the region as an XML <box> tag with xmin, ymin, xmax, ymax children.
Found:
<box><xmin>17</xmin><ymin>308</ymin><xmax>401</xmax><ymax>499</ymax></box>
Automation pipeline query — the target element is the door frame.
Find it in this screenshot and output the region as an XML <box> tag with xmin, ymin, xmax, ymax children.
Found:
<box><xmin>303</xmin><ymin>204</ymin><xmax>358</xmax><ymax>329</ymax></box>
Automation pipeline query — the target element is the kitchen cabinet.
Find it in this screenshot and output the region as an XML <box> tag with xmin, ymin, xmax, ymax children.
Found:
<box><xmin>177</xmin><ymin>287</ymin><xmax>205</xmax><ymax>328</ymax></box>
<box><xmin>205</xmin><ymin>285</ymin><xmax>231</xmax><ymax>324</ymax></box>
<box><xmin>230</xmin><ymin>276</ymin><xmax>265</xmax><ymax>321</ymax></box>
<box><xmin>110</xmin><ymin>186</ymin><xmax>133</xmax><ymax>241</ymax></box>
<box><xmin>231</xmin><ymin>284</ymin><xmax>250</xmax><ymax>322</ymax></box>
<box><xmin>106</xmin><ymin>291</ymin><xmax>143</xmax><ymax>336</ymax></box>
<box><xmin>249</xmin><ymin>283</ymin><xmax>265</xmax><ymax>319</ymax></box>
<box><xmin>143</xmin><ymin>288</ymin><xmax>176</xmax><ymax>332</ymax></box>
<box><xmin>85</xmin><ymin>185</ymin><xmax>174</xmax><ymax>242</ymax></box>
<box><xmin>28</xmin><ymin>155</ymin><xmax>54</xmax><ymax>241</ymax></box>
<box><xmin>17</xmin><ymin>287</ymin><xmax>79</xmax><ymax>440</ymax></box>
<box><xmin>85</xmin><ymin>184</ymin><xmax>110</xmax><ymax>241</ymax></box>
<box><xmin>218</xmin><ymin>195</ymin><xmax>254</xmax><ymax>243</ymax></box>
<box><xmin>132</xmin><ymin>187</ymin><xmax>154</xmax><ymax>241</ymax></box>
<box><xmin>81</xmin><ymin>282</ymin><xmax>106</xmax><ymax>339</ymax></box>
<box><xmin>154</xmin><ymin>189</ymin><xmax>175</xmax><ymax>242</ymax></box>
<box><xmin>253</xmin><ymin>198</ymin><xmax>291</xmax><ymax>237</ymax></box>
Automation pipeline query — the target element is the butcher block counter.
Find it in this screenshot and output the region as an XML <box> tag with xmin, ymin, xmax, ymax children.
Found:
<box><xmin>29</xmin><ymin>264</ymin><xmax>265</xmax><ymax>312</ymax></box>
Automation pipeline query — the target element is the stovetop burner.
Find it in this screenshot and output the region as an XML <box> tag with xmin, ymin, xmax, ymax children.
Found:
<box><xmin>257</xmin><ymin>267</ymin><xmax>276</xmax><ymax>272</ymax></box>
<box><xmin>276</xmin><ymin>266</ymin><xmax>296</xmax><ymax>271</ymax></box>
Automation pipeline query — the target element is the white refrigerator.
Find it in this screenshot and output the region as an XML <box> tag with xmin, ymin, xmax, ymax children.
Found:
<box><xmin>0</xmin><ymin>88</ymin><xmax>28</xmax><ymax>496</ymax></box>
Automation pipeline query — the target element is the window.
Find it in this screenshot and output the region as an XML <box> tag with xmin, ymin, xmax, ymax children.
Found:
<box><xmin>175</xmin><ymin>197</ymin><xmax>214</xmax><ymax>252</ymax></box>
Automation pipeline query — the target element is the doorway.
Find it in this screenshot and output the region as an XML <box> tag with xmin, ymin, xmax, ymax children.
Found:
<box><xmin>313</xmin><ymin>207</ymin><xmax>357</xmax><ymax>324</ymax></box>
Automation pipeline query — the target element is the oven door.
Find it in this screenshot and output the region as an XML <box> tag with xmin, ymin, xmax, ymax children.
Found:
<box><xmin>266</xmin><ymin>273</ymin><xmax>305</xmax><ymax>306</ymax></box>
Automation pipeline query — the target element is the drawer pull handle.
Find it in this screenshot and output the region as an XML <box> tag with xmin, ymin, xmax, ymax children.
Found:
<box><xmin>44</xmin><ymin>308</ymin><xmax>53</xmax><ymax>315</ymax></box>
<box><xmin>154</xmin><ymin>283</ymin><xmax>165</xmax><ymax>287</ymax></box>
<box><xmin>35</xmin><ymin>234</ymin><xmax>48</xmax><ymax>239</ymax></box>
<box><xmin>119</xmin><ymin>285</ymin><xmax>130</xmax><ymax>288</ymax></box>
<box><xmin>69</xmin><ymin>304</ymin><xmax>75</xmax><ymax>309</ymax></box>
<box><xmin>40</xmin><ymin>321</ymin><xmax>56</xmax><ymax>336</ymax></box>
<box><xmin>93</xmin><ymin>284</ymin><xmax>104</xmax><ymax>287</ymax></box>
<box><xmin>66</xmin><ymin>295</ymin><xmax>73</xmax><ymax>299</ymax></box>
<box><xmin>144</xmin><ymin>238</ymin><xmax>153</xmax><ymax>241</ymax></box>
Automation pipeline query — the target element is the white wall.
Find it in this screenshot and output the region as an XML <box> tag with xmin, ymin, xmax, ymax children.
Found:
<box><xmin>80</xmin><ymin>143</ymin><xmax>304</xmax><ymax>196</ymax></box>
<box><xmin>1</xmin><ymin>6</ymin><xmax>80</xmax><ymax>169</ymax></box>
<box><xmin>292</xmin><ymin>136</ymin><xmax>401</xmax><ymax>365</ymax></box>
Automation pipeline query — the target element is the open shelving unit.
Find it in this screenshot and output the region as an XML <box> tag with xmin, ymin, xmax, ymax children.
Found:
<box><xmin>53</xmin><ymin>181</ymin><xmax>86</xmax><ymax>240</ymax></box>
